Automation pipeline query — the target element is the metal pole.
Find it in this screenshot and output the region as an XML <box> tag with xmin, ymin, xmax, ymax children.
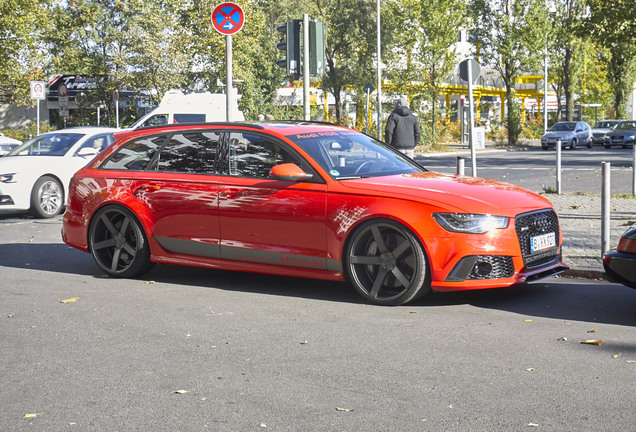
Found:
<box><xmin>36</xmin><ymin>99</ymin><xmax>40</xmax><ymax>136</ymax></box>
<box><xmin>467</xmin><ymin>61</ymin><xmax>477</xmax><ymax>177</ymax></box>
<box><xmin>116</xmin><ymin>100</ymin><xmax>119</xmax><ymax>129</ymax></box>
<box><xmin>97</xmin><ymin>106</ymin><xmax>101</xmax><ymax>126</ymax></box>
<box><xmin>556</xmin><ymin>139</ymin><xmax>562</xmax><ymax>194</ymax></box>
<box><xmin>632</xmin><ymin>145</ymin><xmax>636</xmax><ymax>196</ymax></box>
<box><xmin>543</xmin><ymin>50</ymin><xmax>548</xmax><ymax>134</ymax></box>
<box><xmin>303</xmin><ymin>14</ymin><xmax>310</xmax><ymax>121</ymax></box>
<box><xmin>365</xmin><ymin>89</ymin><xmax>370</xmax><ymax>134</ymax></box>
<box><xmin>376</xmin><ymin>0</ymin><xmax>382</xmax><ymax>140</ymax></box>
<box><xmin>456</xmin><ymin>156</ymin><xmax>465</xmax><ymax>176</ymax></box>
<box><xmin>601</xmin><ymin>161</ymin><xmax>611</xmax><ymax>255</ymax></box>
<box><xmin>226</xmin><ymin>35</ymin><xmax>233</xmax><ymax>122</ymax></box>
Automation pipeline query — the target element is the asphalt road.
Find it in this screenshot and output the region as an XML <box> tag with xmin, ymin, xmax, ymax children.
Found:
<box><xmin>2</xmin><ymin>212</ymin><xmax>636</xmax><ymax>431</ymax></box>
<box><xmin>417</xmin><ymin>146</ymin><xmax>636</xmax><ymax>195</ymax></box>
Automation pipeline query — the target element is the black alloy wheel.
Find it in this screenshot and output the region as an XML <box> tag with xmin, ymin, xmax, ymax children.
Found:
<box><xmin>88</xmin><ymin>206</ymin><xmax>153</xmax><ymax>278</ymax></box>
<box><xmin>345</xmin><ymin>219</ymin><xmax>430</xmax><ymax>305</ymax></box>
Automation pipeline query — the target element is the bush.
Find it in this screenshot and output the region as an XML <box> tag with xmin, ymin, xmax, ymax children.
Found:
<box><xmin>1</xmin><ymin>122</ymin><xmax>54</xmax><ymax>142</ymax></box>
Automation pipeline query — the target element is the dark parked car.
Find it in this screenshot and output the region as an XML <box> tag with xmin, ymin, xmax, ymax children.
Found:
<box><xmin>604</xmin><ymin>120</ymin><xmax>636</xmax><ymax>148</ymax></box>
<box><xmin>591</xmin><ymin>120</ymin><xmax>620</xmax><ymax>145</ymax></box>
<box><xmin>541</xmin><ymin>121</ymin><xmax>592</xmax><ymax>150</ymax></box>
<box><xmin>603</xmin><ymin>226</ymin><xmax>636</xmax><ymax>289</ymax></box>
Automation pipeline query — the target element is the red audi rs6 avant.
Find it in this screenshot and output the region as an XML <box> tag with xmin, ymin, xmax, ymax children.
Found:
<box><xmin>62</xmin><ymin>121</ymin><xmax>567</xmax><ymax>305</ymax></box>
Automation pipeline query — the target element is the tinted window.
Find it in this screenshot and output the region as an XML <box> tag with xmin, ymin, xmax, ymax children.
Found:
<box><xmin>227</xmin><ymin>132</ymin><xmax>302</xmax><ymax>179</ymax></box>
<box><xmin>174</xmin><ymin>114</ymin><xmax>206</xmax><ymax>123</ymax></box>
<box><xmin>157</xmin><ymin>132</ymin><xmax>219</xmax><ymax>174</ymax></box>
<box><xmin>7</xmin><ymin>133</ymin><xmax>83</xmax><ymax>157</ymax></box>
<box><xmin>77</xmin><ymin>133</ymin><xmax>115</xmax><ymax>154</ymax></box>
<box><xmin>102</xmin><ymin>136</ymin><xmax>165</xmax><ymax>170</ymax></box>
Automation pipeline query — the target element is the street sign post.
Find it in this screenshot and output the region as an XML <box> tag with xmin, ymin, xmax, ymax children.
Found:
<box><xmin>212</xmin><ymin>2</ymin><xmax>245</xmax><ymax>121</ymax></box>
<box><xmin>30</xmin><ymin>81</ymin><xmax>46</xmax><ymax>136</ymax></box>
<box><xmin>460</xmin><ymin>58</ymin><xmax>480</xmax><ymax>176</ymax></box>
<box><xmin>364</xmin><ymin>83</ymin><xmax>374</xmax><ymax>134</ymax></box>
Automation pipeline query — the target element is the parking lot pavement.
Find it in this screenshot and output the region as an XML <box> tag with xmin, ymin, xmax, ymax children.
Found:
<box><xmin>544</xmin><ymin>193</ymin><xmax>635</xmax><ymax>278</ymax></box>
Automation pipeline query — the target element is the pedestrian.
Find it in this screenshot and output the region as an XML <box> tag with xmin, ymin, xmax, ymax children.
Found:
<box><xmin>384</xmin><ymin>97</ymin><xmax>420</xmax><ymax>158</ymax></box>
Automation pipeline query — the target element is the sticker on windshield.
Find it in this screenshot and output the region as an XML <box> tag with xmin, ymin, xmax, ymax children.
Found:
<box><xmin>330</xmin><ymin>169</ymin><xmax>340</xmax><ymax>176</ymax></box>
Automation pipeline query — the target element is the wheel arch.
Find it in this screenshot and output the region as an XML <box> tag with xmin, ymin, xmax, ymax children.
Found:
<box><xmin>86</xmin><ymin>202</ymin><xmax>151</xmax><ymax>254</ymax></box>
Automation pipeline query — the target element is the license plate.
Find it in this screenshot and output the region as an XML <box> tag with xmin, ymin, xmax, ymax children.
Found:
<box><xmin>530</xmin><ymin>232</ymin><xmax>556</xmax><ymax>253</ymax></box>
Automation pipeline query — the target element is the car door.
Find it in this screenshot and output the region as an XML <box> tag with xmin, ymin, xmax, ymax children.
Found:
<box><xmin>105</xmin><ymin>131</ymin><xmax>223</xmax><ymax>258</ymax></box>
<box><xmin>217</xmin><ymin>131</ymin><xmax>329</xmax><ymax>270</ymax></box>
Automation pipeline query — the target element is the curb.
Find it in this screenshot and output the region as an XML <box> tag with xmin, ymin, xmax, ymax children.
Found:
<box><xmin>563</xmin><ymin>267</ymin><xmax>606</xmax><ymax>281</ymax></box>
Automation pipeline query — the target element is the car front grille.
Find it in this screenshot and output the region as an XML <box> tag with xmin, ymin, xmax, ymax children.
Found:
<box><xmin>515</xmin><ymin>209</ymin><xmax>560</xmax><ymax>268</ymax></box>
<box><xmin>610</xmin><ymin>135</ymin><xmax>624</xmax><ymax>144</ymax></box>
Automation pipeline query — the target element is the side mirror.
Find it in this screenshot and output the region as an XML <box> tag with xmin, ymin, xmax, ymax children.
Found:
<box><xmin>76</xmin><ymin>147</ymin><xmax>99</xmax><ymax>157</ymax></box>
<box><xmin>269</xmin><ymin>163</ymin><xmax>313</xmax><ymax>182</ymax></box>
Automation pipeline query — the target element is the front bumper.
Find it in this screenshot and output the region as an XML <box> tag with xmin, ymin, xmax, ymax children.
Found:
<box><xmin>603</xmin><ymin>250</ymin><xmax>636</xmax><ymax>289</ymax></box>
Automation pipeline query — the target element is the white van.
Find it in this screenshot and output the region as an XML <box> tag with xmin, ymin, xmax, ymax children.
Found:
<box><xmin>130</xmin><ymin>90</ymin><xmax>245</xmax><ymax>129</ymax></box>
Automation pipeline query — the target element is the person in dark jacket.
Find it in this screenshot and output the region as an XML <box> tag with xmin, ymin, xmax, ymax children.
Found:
<box><xmin>384</xmin><ymin>97</ymin><xmax>420</xmax><ymax>158</ymax></box>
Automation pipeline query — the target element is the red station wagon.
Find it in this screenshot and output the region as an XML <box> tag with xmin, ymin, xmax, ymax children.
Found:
<box><xmin>62</xmin><ymin>121</ymin><xmax>567</xmax><ymax>305</ymax></box>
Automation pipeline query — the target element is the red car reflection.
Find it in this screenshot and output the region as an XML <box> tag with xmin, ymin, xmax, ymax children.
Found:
<box><xmin>62</xmin><ymin>122</ymin><xmax>567</xmax><ymax>305</ymax></box>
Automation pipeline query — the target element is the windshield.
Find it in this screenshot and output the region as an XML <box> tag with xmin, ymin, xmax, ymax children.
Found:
<box><xmin>550</xmin><ymin>123</ymin><xmax>575</xmax><ymax>132</ymax></box>
<box><xmin>616</xmin><ymin>121</ymin><xmax>636</xmax><ymax>130</ymax></box>
<box><xmin>287</xmin><ymin>130</ymin><xmax>423</xmax><ymax>180</ymax></box>
<box><xmin>7</xmin><ymin>133</ymin><xmax>84</xmax><ymax>157</ymax></box>
<box><xmin>594</xmin><ymin>121</ymin><xmax>617</xmax><ymax>129</ymax></box>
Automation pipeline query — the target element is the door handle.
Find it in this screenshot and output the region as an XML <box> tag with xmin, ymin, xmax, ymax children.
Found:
<box><xmin>134</xmin><ymin>184</ymin><xmax>161</xmax><ymax>196</ymax></box>
<box><xmin>220</xmin><ymin>188</ymin><xmax>240</xmax><ymax>199</ymax></box>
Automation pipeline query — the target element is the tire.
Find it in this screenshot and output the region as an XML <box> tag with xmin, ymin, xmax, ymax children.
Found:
<box><xmin>541</xmin><ymin>145</ymin><xmax>548</xmax><ymax>150</ymax></box>
<box><xmin>30</xmin><ymin>176</ymin><xmax>63</xmax><ymax>218</ymax></box>
<box><xmin>345</xmin><ymin>219</ymin><xmax>430</xmax><ymax>305</ymax></box>
<box><xmin>587</xmin><ymin>138</ymin><xmax>593</xmax><ymax>148</ymax></box>
<box><xmin>88</xmin><ymin>206</ymin><xmax>154</xmax><ymax>278</ymax></box>
<box><xmin>604</xmin><ymin>144</ymin><xmax>611</xmax><ymax>149</ymax></box>
<box><xmin>570</xmin><ymin>139</ymin><xmax>577</xmax><ymax>150</ymax></box>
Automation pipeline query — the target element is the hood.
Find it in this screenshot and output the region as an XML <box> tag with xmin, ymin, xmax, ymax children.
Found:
<box><xmin>543</xmin><ymin>131</ymin><xmax>574</xmax><ymax>138</ymax></box>
<box><xmin>338</xmin><ymin>171</ymin><xmax>552</xmax><ymax>215</ymax></box>
<box><xmin>393</xmin><ymin>106</ymin><xmax>411</xmax><ymax>117</ymax></box>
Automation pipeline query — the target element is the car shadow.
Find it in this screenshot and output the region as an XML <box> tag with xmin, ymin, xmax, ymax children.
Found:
<box><xmin>2</xmin><ymin>243</ymin><xmax>635</xmax><ymax>326</ymax></box>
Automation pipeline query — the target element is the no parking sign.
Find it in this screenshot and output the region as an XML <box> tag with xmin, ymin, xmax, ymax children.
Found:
<box><xmin>211</xmin><ymin>2</ymin><xmax>245</xmax><ymax>35</ymax></box>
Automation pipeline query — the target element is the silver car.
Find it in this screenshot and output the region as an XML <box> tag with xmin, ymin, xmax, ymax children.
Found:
<box><xmin>541</xmin><ymin>121</ymin><xmax>592</xmax><ymax>150</ymax></box>
<box><xmin>591</xmin><ymin>120</ymin><xmax>620</xmax><ymax>145</ymax></box>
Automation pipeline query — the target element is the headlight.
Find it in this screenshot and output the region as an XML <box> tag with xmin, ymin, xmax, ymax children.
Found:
<box><xmin>0</xmin><ymin>173</ymin><xmax>16</xmax><ymax>183</ymax></box>
<box><xmin>433</xmin><ymin>213</ymin><xmax>509</xmax><ymax>234</ymax></box>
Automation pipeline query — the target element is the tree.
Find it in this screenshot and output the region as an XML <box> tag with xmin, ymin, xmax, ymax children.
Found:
<box><xmin>470</xmin><ymin>0</ymin><xmax>548</xmax><ymax>145</ymax></box>
<box><xmin>585</xmin><ymin>0</ymin><xmax>636</xmax><ymax>118</ymax></box>
<box><xmin>549</xmin><ymin>0</ymin><xmax>588</xmax><ymax>121</ymax></box>
<box><xmin>386</xmin><ymin>0</ymin><xmax>468</xmax><ymax>142</ymax></box>
<box><xmin>0</xmin><ymin>0</ymin><xmax>52</xmax><ymax>104</ymax></box>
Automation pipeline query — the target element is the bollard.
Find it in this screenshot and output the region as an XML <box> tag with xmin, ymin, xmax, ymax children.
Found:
<box><xmin>556</xmin><ymin>139</ymin><xmax>562</xmax><ymax>194</ymax></box>
<box><xmin>601</xmin><ymin>161</ymin><xmax>611</xmax><ymax>255</ymax></box>
<box><xmin>456</xmin><ymin>156</ymin><xmax>465</xmax><ymax>176</ymax></box>
<box><xmin>632</xmin><ymin>145</ymin><xmax>635</xmax><ymax>196</ymax></box>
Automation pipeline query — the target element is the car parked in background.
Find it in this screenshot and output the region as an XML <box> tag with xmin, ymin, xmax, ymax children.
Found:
<box><xmin>541</xmin><ymin>121</ymin><xmax>592</xmax><ymax>150</ymax></box>
<box><xmin>62</xmin><ymin>121</ymin><xmax>567</xmax><ymax>305</ymax></box>
<box><xmin>604</xmin><ymin>226</ymin><xmax>636</xmax><ymax>289</ymax></box>
<box><xmin>603</xmin><ymin>120</ymin><xmax>636</xmax><ymax>148</ymax></box>
<box><xmin>0</xmin><ymin>132</ymin><xmax>22</xmax><ymax>156</ymax></box>
<box><xmin>591</xmin><ymin>120</ymin><xmax>620</xmax><ymax>145</ymax></box>
<box><xmin>0</xmin><ymin>127</ymin><xmax>118</xmax><ymax>218</ymax></box>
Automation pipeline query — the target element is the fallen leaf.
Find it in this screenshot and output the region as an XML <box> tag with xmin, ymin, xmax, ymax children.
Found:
<box><xmin>58</xmin><ymin>297</ymin><xmax>78</xmax><ymax>304</ymax></box>
<box><xmin>525</xmin><ymin>368</ymin><xmax>534</xmax><ymax>372</ymax></box>
<box><xmin>24</xmin><ymin>413</ymin><xmax>38</xmax><ymax>418</ymax></box>
<box><xmin>524</xmin><ymin>319</ymin><xmax>533</xmax><ymax>322</ymax></box>
<box><xmin>7</xmin><ymin>314</ymin><xmax>14</xmax><ymax>318</ymax></box>
<box><xmin>627</xmin><ymin>360</ymin><xmax>636</xmax><ymax>363</ymax></box>
<box><xmin>28</xmin><ymin>236</ymin><xmax>34</xmax><ymax>243</ymax></box>
<box><xmin>145</xmin><ymin>280</ymin><xmax>155</xmax><ymax>285</ymax></box>
<box><xmin>336</xmin><ymin>407</ymin><xmax>354</xmax><ymax>412</ymax></box>
<box><xmin>587</xmin><ymin>329</ymin><xmax>598</xmax><ymax>333</ymax></box>
<box><xmin>528</xmin><ymin>423</ymin><xmax>539</xmax><ymax>427</ymax></box>
<box><xmin>300</xmin><ymin>340</ymin><xmax>309</xmax><ymax>345</ymax></box>
<box><xmin>613</xmin><ymin>354</ymin><xmax>621</xmax><ymax>358</ymax></box>
<box><xmin>172</xmin><ymin>390</ymin><xmax>190</xmax><ymax>394</ymax></box>
<box><xmin>260</xmin><ymin>423</ymin><xmax>267</xmax><ymax>428</ymax></box>
<box><xmin>409</xmin><ymin>311</ymin><xmax>418</xmax><ymax>314</ymax></box>
<box><xmin>570</xmin><ymin>205</ymin><xmax>580</xmax><ymax>209</ymax></box>
<box><xmin>557</xmin><ymin>337</ymin><xmax>567</xmax><ymax>341</ymax></box>
<box><xmin>580</xmin><ymin>339</ymin><xmax>604</xmax><ymax>345</ymax></box>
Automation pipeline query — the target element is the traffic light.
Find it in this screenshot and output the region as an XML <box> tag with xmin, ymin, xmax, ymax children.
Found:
<box><xmin>308</xmin><ymin>20</ymin><xmax>325</xmax><ymax>77</ymax></box>
<box><xmin>276</xmin><ymin>20</ymin><xmax>301</xmax><ymax>76</ymax></box>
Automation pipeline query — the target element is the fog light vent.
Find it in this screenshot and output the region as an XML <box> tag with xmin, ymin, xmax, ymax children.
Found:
<box><xmin>446</xmin><ymin>256</ymin><xmax>514</xmax><ymax>282</ymax></box>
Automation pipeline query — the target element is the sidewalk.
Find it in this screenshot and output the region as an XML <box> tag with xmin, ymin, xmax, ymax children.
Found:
<box><xmin>545</xmin><ymin>192</ymin><xmax>634</xmax><ymax>279</ymax></box>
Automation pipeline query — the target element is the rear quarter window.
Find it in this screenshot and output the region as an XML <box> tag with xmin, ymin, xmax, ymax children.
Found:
<box><xmin>101</xmin><ymin>136</ymin><xmax>166</xmax><ymax>170</ymax></box>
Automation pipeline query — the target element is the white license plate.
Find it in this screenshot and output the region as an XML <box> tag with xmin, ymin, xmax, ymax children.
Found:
<box><xmin>530</xmin><ymin>232</ymin><xmax>556</xmax><ymax>253</ymax></box>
